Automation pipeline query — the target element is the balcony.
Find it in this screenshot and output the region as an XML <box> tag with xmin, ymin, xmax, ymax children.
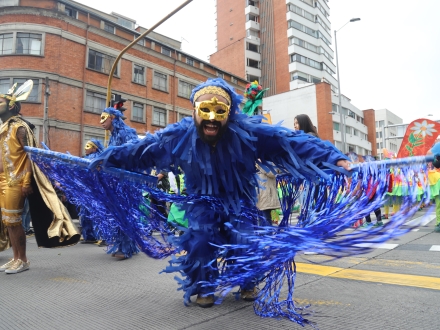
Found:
<box><xmin>245</xmin><ymin>66</ymin><xmax>261</xmax><ymax>78</ymax></box>
<box><xmin>246</xmin><ymin>20</ymin><xmax>260</xmax><ymax>31</ymax></box>
<box><xmin>246</xmin><ymin>35</ymin><xmax>260</xmax><ymax>44</ymax></box>
<box><xmin>245</xmin><ymin>5</ymin><xmax>259</xmax><ymax>16</ymax></box>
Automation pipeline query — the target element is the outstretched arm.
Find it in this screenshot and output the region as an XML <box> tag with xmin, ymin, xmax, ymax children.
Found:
<box><xmin>244</xmin><ymin>120</ymin><xmax>349</xmax><ymax>178</ymax></box>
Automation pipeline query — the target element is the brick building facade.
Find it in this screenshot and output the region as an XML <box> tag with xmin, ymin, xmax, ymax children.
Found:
<box><xmin>0</xmin><ymin>0</ymin><xmax>247</xmax><ymax>155</ymax></box>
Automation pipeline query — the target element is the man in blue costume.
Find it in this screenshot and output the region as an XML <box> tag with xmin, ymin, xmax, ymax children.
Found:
<box><xmin>99</xmin><ymin>107</ymin><xmax>140</xmax><ymax>259</ymax></box>
<box><xmin>80</xmin><ymin>139</ymin><xmax>104</xmax><ymax>244</ymax></box>
<box><xmin>91</xmin><ymin>78</ymin><xmax>350</xmax><ymax>307</ymax></box>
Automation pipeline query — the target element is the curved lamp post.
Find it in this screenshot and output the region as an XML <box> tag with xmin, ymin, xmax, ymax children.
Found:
<box><xmin>334</xmin><ymin>18</ymin><xmax>360</xmax><ymax>153</ymax></box>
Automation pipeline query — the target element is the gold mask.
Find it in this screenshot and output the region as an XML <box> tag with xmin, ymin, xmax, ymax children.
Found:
<box><xmin>194</xmin><ymin>97</ymin><xmax>230</xmax><ymax>121</ymax></box>
<box><xmin>100</xmin><ymin>112</ymin><xmax>111</xmax><ymax>124</ymax></box>
<box><xmin>85</xmin><ymin>141</ymin><xmax>98</xmax><ymax>151</ymax></box>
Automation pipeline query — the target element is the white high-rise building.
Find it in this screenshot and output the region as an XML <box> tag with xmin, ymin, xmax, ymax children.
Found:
<box><xmin>375</xmin><ymin>109</ymin><xmax>404</xmax><ymax>158</ymax></box>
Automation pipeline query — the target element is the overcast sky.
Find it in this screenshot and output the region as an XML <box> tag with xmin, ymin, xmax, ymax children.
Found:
<box><xmin>73</xmin><ymin>0</ymin><xmax>440</xmax><ymax>124</ymax></box>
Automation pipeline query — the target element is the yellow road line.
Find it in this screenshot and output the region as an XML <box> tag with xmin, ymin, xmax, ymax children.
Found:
<box><xmin>296</xmin><ymin>263</ymin><xmax>440</xmax><ymax>291</ymax></box>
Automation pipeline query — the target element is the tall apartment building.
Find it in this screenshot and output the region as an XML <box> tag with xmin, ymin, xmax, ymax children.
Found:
<box><xmin>211</xmin><ymin>0</ymin><xmax>378</xmax><ymax>156</ymax></box>
<box><xmin>210</xmin><ymin>0</ymin><xmax>337</xmax><ymax>97</ymax></box>
<box><xmin>0</xmin><ymin>0</ymin><xmax>247</xmax><ymax>155</ymax></box>
<box><xmin>374</xmin><ymin>109</ymin><xmax>404</xmax><ymax>159</ymax></box>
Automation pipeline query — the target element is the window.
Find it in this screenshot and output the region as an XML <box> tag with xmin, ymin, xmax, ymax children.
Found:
<box><xmin>178</xmin><ymin>80</ymin><xmax>196</xmax><ymax>99</ymax></box>
<box><xmin>246</xmin><ymin>14</ymin><xmax>258</xmax><ymax>22</ymax></box>
<box><xmin>132</xmin><ymin>102</ymin><xmax>144</xmax><ymax>122</ymax></box>
<box><xmin>247</xmin><ymin>42</ymin><xmax>259</xmax><ymax>53</ymax></box>
<box><xmin>133</xmin><ymin>64</ymin><xmax>145</xmax><ymax>85</ymax></box>
<box><xmin>136</xmin><ymin>38</ymin><xmax>144</xmax><ymax>46</ymax></box>
<box><xmin>0</xmin><ymin>78</ymin><xmax>9</xmax><ymax>94</ymax></box>
<box><xmin>65</xmin><ymin>6</ymin><xmax>77</xmax><ymax>18</ymax></box>
<box><xmin>0</xmin><ymin>33</ymin><xmax>13</xmax><ymax>55</ymax></box>
<box><xmin>186</xmin><ymin>58</ymin><xmax>194</xmax><ymax>66</ymax></box>
<box><xmin>286</xmin><ymin>4</ymin><xmax>314</xmax><ymax>22</ymax></box>
<box><xmin>104</xmin><ymin>22</ymin><xmax>115</xmax><ymax>34</ymax></box>
<box><xmin>153</xmin><ymin>107</ymin><xmax>166</xmax><ymax>126</ymax></box>
<box><xmin>290</xmin><ymin>54</ymin><xmax>322</xmax><ymax>70</ymax></box>
<box><xmin>333</xmin><ymin>122</ymin><xmax>340</xmax><ymax>131</ymax></box>
<box><xmin>116</xmin><ymin>16</ymin><xmax>135</xmax><ymax>30</ymax></box>
<box><xmin>290</xmin><ymin>37</ymin><xmax>318</xmax><ymax>53</ymax></box>
<box><xmin>153</xmin><ymin>71</ymin><xmax>168</xmax><ymax>92</ymax></box>
<box><xmin>16</xmin><ymin>33</ymin><xmax>42</xmax><ymax>55</ymax></box>
<box><xmin>288</xmin><ymin>20</ymin><xmax>317</xmax><ymax>38</ymax></box>
<box><xmin>353</xmin><ymin>129</ymin><xmax>358</xmax><ymax>136</ymax></box>
<box><xmin>88</xmin><ymin>49</ymin><xmax>117</xmax><ymax>75</ymax></box>
<box><xmin>12</xmin><ymin>78</ymin><xmax>39</xmax><ymax>102</ymax></box>
<box><xmin>247</xmin><ymin>58</ymin><xmax>260</xmax><ymax>69</ymax></box>
<box><xmin>161</xmin><ymin>47</ymin><xmax>172</xmax><ymax>57</ymax></box>
<box><xmin>216</xmin><ymin>71</ymin><xmax>224</xmax><ymax>79</ymax></box>
<box><xmin>348</xmin><ymin>110</ymin><xmax>356</xmax><ymax>119</ymax></box>
<box><xmin>348</xmin><ymin>145</ymin><xmax>356</xmax><ymax>153</ymax></box>
<box><xmin>0</xmin><ymin>0</ymin><xmax>19</xmax><ymax>6</ymax></box>
<box><xmin>247</xmin><ymin>74</ymin><xmax>259</xmax><ymax>82</ymax></box>
<box><xmin>291</xmin><ymin>71</ymin><xmax>321</xmax><ymax>84</ymax></box>
<box><xmin>231</xmin><ymin>77</ymin><xmax>238</xmax><ymax>84</ymax></box>
<box><xmin>85</xmin><ymin>91</ymin><xmax>106</xmax><ymax>114</ymax></box>
<box><xmin>246</xmin><ymin>29</ymin><xmax>260</xmax><ymax>38</ymax></box>
<box><xmin>332</xmin><ymin>103</ymin><xmax>338</xmax><ymax>113</ymax></box>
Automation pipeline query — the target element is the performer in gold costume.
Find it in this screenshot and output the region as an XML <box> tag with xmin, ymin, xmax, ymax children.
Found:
<box><xmin>0</xmin><ymin>80</ymin><xmax>80</xmax><ymax>274</ymax></box>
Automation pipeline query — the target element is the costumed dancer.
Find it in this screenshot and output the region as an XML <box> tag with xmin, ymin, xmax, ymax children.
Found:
<box><xmin>80</xmin><ymin>139</ymin><xmax>104</xmax><ymax>244</ymax></box>
<box><xmin>100</xmin><ymin>107</ymin><xmax>140</xmax><ymax>259</ymax></box>
<box><xmin>24</xmin><ymin>78</ymin><xmax>440</xmax><ymax>326</ymax></box>
<box><xmin>428</xmin><ymin>141</ymin><xmax>440</xmax><ymax>231</ymax></box>
<box><xmin>0</xmin><ymin>80</ymin><xmax>79</xmax><ymax>273</ymax></box>
<box><xmin>90</xmin><ymin>78</ymin><xmax>351</xmax><ymax>308</ymax></box>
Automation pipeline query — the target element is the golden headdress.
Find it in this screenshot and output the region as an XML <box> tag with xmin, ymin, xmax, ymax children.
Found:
<box><xmin>193</xmin><ymin>86</ymin><xmax>231</xmax><ymax>105</ymax></box>
<box><xmin>0</xmin><ymin>80</ymin><xmax>34</xmax><ymax>108</ymax></box>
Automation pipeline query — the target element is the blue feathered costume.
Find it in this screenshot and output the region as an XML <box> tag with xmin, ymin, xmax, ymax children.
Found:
<box><xmin>99</xmin><ymin>107</ymin><xmax>140</xmax><ymax>258</ymax></box>
<box><xmin>92</xmin><ymin>79</ymin><xmax>348</xmax><ymax>302</ymax></box>
<box><xmin>80</xmin><ymin>139</ymin><xmax>105</xmax><ymax>242</ymax></box>
<box><xmin>24</xmin><ymin>78</ymin><xmax>437</xmax><ymax>326</ymax></box>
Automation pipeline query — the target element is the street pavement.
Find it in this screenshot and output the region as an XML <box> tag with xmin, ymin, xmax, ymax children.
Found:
<box><xmin>1</xmin><ymin>207</ymin><xmax>439</xmax><ymax>330</ymax></box>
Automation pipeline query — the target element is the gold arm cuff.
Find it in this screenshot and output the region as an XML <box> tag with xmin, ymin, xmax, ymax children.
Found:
<box><xmin>22</xmin><ymin>171</ymin><xmax>33</xmax><ymax>186</ymax></box>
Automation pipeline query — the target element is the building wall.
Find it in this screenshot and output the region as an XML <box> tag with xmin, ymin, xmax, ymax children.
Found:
<box><xmin>215</xmin><ymin>0</ymin><xmax>244</xmax><ymax>52</ymax></box>
<box><xmin>209</xmin><ymin>40</ymin><xmax>245</xmax><ymax>79</ymax></box>
<box><xmin>374</xmin><ymin>108</ymin><xmax>404</xmax><ymax>158</ymax></box>
<box><xmin>315</xmin><ymin>82</ymin><xmax>334</xmax><ymax>143</ymax></box>
<box><xmin>263</xmin><ymin>84</ymin><xmax>318</xmax><ymax>131</ymax></box>
<box><xmin>272</xmin><ymin>0</ymin><xmax>290</xmax><ymax>94</ymax></box>
<box><xmin>362</xmin><ymin>109</ymin><xmax>377</xmax><ymax>156</ymax></box>
<box><xmin>0</xmin><ymin>2</ymin><xmax>247</xmax><ymax>156</ymax></box>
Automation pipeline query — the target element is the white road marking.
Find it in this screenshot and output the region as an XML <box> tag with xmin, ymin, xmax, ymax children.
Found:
<box><xmin>354</xmin><ymin>243</ymin><xmax>399</xmax><ymax>250</ymax></box>
<box><xmin>429</xmin><ymin>245</ymin><xmax>440</xmax><ymax>252</ymax></box>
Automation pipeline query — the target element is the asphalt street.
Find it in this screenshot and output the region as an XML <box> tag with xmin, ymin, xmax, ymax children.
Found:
<box><xmin>1</xmin><ymin>207</ymin><xmax>439</xmax><ymax>330</ymax></box>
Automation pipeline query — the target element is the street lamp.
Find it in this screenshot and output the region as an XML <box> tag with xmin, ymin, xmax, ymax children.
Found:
<box><xmin>334</xmin><ymin>18</ymin><xmax>360</xmax><ymax>153</ymax></box>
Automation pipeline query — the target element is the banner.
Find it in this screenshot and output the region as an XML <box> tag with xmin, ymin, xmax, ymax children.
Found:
<box><xmin>397</xmin><ymin>119</ymin><xmax>440</xmax><ymax>158</ymax></box>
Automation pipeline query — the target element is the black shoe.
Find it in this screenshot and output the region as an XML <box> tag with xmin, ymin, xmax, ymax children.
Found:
<box><xmin>25</xmin><ymin>229</ymin><xmax>34</xmax><ymax>236</ymax></box>
<box><xmin>81</xmin><ymin>240</ymin><xmax>98</xmax><ymax>244</ymax></box>
<box><xmin>98</xmin><ymin>240</ymin><xmax>108</xmax><ymax>247</ymax></box>
<box><xmin>196</xmin><ymin>294</ymin><xmax>215</xmax><ymax>308</ymax></box>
